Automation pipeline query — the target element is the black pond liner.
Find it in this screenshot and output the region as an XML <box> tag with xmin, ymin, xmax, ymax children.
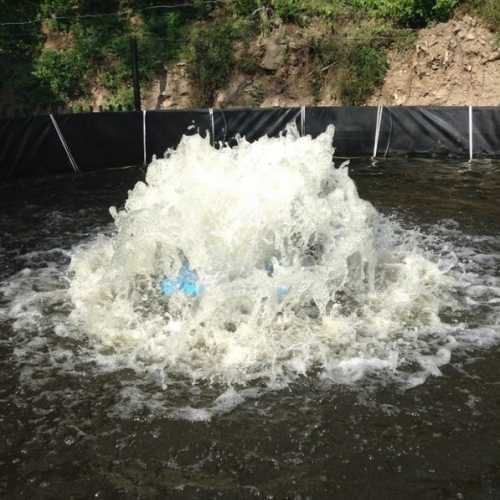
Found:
<box><xmin>1</xmin><ymin>106</ymin><xmax>499</xmax><ymax>179</ymax></box>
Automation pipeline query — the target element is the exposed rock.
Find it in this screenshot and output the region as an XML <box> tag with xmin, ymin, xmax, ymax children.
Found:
<box><xmin>486</xmin><ymin>51</ymin><xmax>500</xmax><ymax>63</ymax></box>
<box><xmin>142</xmin><ymin>63</ymin><xmax>191</xmax><ymax>109</ymax></box>
<box><xmin>259</xmin><ymin>39</ymin><xmax>287</xmax><ymax>71</ymax></box>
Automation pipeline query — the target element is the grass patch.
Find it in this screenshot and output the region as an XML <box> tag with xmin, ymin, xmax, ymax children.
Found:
<box><xmin>334</xmin><ymin>43</ymin><xmax>387</xmax><ymax>104</ymax></box>
<box><xmin>346</xmin><ymin>0</ymin><xmax>460</xmax><ymax>28</ymax></box>
<box><xmin>307</xmin><ymin>19</ymin><xmax>396</xmax><ymax>105</ymax></box>
<box><xmin>468</xmin><ymin>0</ymin><xmax>500</xmax><ymax>39</ymax></box>
<box><xmin>248</xmin><ymin>84</ymin><xmax>265</xmax><ymax>107</ymax></box>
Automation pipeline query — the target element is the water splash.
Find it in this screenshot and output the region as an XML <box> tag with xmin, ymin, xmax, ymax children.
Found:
<box><xmin>66</xmin><ymin>124</ymin><xmax>464</xmax><ymax>392</ymax></box>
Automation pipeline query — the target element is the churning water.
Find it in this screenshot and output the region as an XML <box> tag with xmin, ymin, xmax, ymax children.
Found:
<box><xmin>1</xmin><ymin>125</ymin><xmax>500</xmax><ymax>499</ymax></box>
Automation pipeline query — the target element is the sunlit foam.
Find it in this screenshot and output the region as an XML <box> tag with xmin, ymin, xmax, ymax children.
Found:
<box><xmin>63</xmin><ymin>124</ymin><xmax>475</xmax><ymax>394</ymax></box>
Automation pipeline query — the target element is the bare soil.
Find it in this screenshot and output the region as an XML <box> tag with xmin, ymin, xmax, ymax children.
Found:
<box><xmin>368</xmin><ymin>15</ymin><xmax>500</xmax><ymax>106</ymax></box>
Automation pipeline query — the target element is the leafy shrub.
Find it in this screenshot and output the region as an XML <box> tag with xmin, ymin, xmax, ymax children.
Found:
<box><xmin>270</xmin><ymin>0</ymin><xmax>308</xmax><ymax>24</ymax></box>
<box><xmin>0</xmin><ymin>0</ymin><xmax>43</xmax><ymax>96</ymax></box>
<box><xmin>238</xmin><ymin>57</ymin><xmax>258</xmax><ymax>75</ymax></box>
<box><xmin>308</xmin><ymin>27</ymin><xmax>388</xmax><ymax>106</ymax></box>
<box><xmin>348</xmin><ymin>0</ymin><xmax>459</xmax><ymax>27</ymax></box>
<box><xmin>33</xmin><ymin>49</ymin><xmax>87</xmax><ymax>102</ymax></box>
<box><xmin>140</xmin><ymin>9</ymin><xmax>192</xmax><ymax>62</ymax></box>
<box><xmin>188</xmin><ymin>23</ymin><xmax>236</xmax><ymax>107</ymax></box>
<box><xmin>334</xmin><ymin>44</ymin><xmax>387</xmax><ymax>104</ymax></box>
<box><xmin>104</xmin><ymin>88</ymin><xmax>135</xmax><ymax>109</ymax></box>
<box><xmin>1</xmin><ymin>0</ymin><xmax>201</xmax><ymax>109</ymax></box>
<box><xmin>248</xmin><ymin>84</ymin><xmax>264</xmax><ymax>107</ymax></box>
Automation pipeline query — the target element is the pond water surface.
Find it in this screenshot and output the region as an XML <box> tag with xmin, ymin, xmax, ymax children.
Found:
<box><xmin>1</xmin><ymin>130</ymin><xmax>500</xmax><ymax>500</ymax></box>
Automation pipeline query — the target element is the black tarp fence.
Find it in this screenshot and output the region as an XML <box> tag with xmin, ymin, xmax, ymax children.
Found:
<box><xmin>1</xmin><ymin>106</ymin><xmax>499</xmax><ymax>179</ymax></box>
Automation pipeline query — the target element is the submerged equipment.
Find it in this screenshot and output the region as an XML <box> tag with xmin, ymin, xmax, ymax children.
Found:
<box><xmin>161</xmin><ymin>264</ymin><xmax>204</xmax><ymax>297</ymax></box>
<box><xmin>160</xmin><ymin>262</ymin><xmax>291</xmax><ymax>302</ymax></box>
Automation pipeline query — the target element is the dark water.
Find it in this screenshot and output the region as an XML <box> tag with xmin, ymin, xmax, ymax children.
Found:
<box><xmin>1</xmin><ymin>159</ymin><xmax>500</xmax><ymax>500</ymax></box>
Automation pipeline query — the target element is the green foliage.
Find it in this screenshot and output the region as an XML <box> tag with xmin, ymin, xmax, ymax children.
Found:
<box><xmin>1</xmin><ymin>0</ymin><xmax>209</xmax><ymax>109</ymax></box>
<box><xmin>308</xmin><ymin>27</ymin><xmax>388</xmax><ymax>105</ymax></box>
<box><xmin>139</xmin><ymin>8</ymin><xmax>194</xmax><ymax>62</ymax></box>
<box><xmin>334</xmin><ymin>44</ymin><xmax>387</xmax><ymax>104</ymax></box>
<box><xmin>239</xmin><ymin>57</ymin><xmax>259</xmax><ymax>75</ymax></box>
<box><xmin>104</xmin><ymin>87</ymin><xmax>135</xmax><ymax>109</ymax></box>
<box><xmin>347</xmin><ymin>0</ymin><xmax>459</xmax><ymax>27</ymax></box>
<box><xmin>220</xmin><ymin>0</ymin><xmax>318</xmax><ymax>30</ymax></box>
<box><xmin>248</xmin><ymin>84</ymin><xmax>264</xmax><ymax>107</ymax></box>
<box><xmin>1</xmin><ymin>0</ymin><xmax>498</xmax><ymax>110</ymax></box>
<box><xmin>250</xmin><ymin>0</ymin><xmax>361</xmax><ymax>28</ymax></box>
<box><xmin>270</xmin><ymin>0</ymin><xmax>308</xmax><ymax>24</ymax></box>
<box><xmin>356</xmin><ymin>22</ymin><xmax>417</xmax><ymax>50</ymax></box>
<box><xmin>33</xmin><ymin>48</ymin><xmax>87</xmax><ymax>102</ymax></box>
<box><xmin>0</xmin><ymin>0</ymin><xmax>43</xmax><ymax>95</ymax></box>
<box><xmin>188</xmin><ymin>23</ymin><xmax>236</xmax><ymax>107</ymax></box>
<box><xmin>468</xmin><ymin>0</ymin><xmax>500</xmax><ymax>36</ymax></box>
<box><xmin>223</xmin><ymin>0</ymin><xmax>262</xmax><ymax>17</ymax></box>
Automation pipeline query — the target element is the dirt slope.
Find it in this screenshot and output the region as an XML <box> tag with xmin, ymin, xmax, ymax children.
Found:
<box><xmin>368</xmin><ymin>15</ymin><xmax>500</xmax><ymax>106</ymax></box>
<box><xmin>142</xmin><ymin>15</ymin><xmax>500</xmax><ymax>109</ymax></box>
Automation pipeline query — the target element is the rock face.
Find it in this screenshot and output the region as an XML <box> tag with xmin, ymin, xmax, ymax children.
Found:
<box><xmin>142</xmin><ymin>63</ymin><xmax>191</xmax><ymax>109</ymax></box>
<box><xmin>368</xmin><ymin>15</ymin><xmax>500</xmax><ymax>106</ymax></box>
<box><xmin>141</xmin><ymin>31</ymin><xmax>321</xmax><ymax>110</ymax></box>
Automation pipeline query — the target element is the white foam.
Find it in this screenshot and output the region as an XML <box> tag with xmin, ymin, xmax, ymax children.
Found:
<box><xmin>63</xmin><ymin>125</ymin><xmax>478</xmax><ymax>391</ymax></box>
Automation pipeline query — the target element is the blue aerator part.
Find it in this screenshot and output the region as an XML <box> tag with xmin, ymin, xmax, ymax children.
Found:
<box><xmin>161</xmin><ymin>264</ymin><xmax>205</xmax><ymax>297</ymax></box>
<box><xmin>160</xmin><ymin>262</ymin><xmax>290</xmax><ymax>301</ymax></box>
<box><xmin>265</xmin><ymin>260</ymin><xmax>291</xmax><ymax>302</ymax></box>
<box><xmin>277</xmin><ymin>285</ymin><xmax>291</xmax><ymax>302</ymax></box>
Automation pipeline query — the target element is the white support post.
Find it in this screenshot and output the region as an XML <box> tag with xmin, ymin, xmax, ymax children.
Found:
<box><xmin>143</xmin><ymin>109</ymin><xmax>147</xmax><ymax>166</ymax></box>
<box><xmin>372</xmin><ymin>105</ymin><xmax>383</xmax><ymax>160</ymax></box>
<box><xmin>469</xmin><ymin>106</ymin><xmax>474</xmax><ymax>162</ymax></box>
<box><xmin>50</xmin><ymin>114</ymin><xmax>79</xmax><ymax>173</ymax></box>
<box><xmin>209</xmin><ymin>108</ymin><xmax>215</xmax><ymax>147</ymax></box>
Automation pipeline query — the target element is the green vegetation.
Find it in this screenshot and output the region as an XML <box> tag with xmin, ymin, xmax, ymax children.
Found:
<box><xmin>248</xmin><ymin>84</ymin><xmax>265</xmax><ymax>107</ymax></box>
<box><xmin>0</xmin><ymin>0</ymin><xmax>498</xmax><ymax>111</ymax></box>
<box><xmin>0</xmin><ymin>0</ymin><xmax>208</xmax><ymax>109</ymax></box>
<box><xmin>347</xmin><ymin>0</ymin><xmax>460</xmax><ymax>28</ymax></box>
<box><xmin>306</xmin><ymin>18</ymin><xmax>412</xmax><ymax>105</ymax></box>
<box><xmin>188</xmin><ymin>23</ymin><xmax>236</xmax><ymax>107</ymax></box>
<box><xmin>335</xmin><ymin>44</ymin><xmax>387</xmax><ymax>105</ymax></box>
<box><xmin>466</xmin><ymin>0</ymin><xmax>500</xmax><ymax>41</ymax></box>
